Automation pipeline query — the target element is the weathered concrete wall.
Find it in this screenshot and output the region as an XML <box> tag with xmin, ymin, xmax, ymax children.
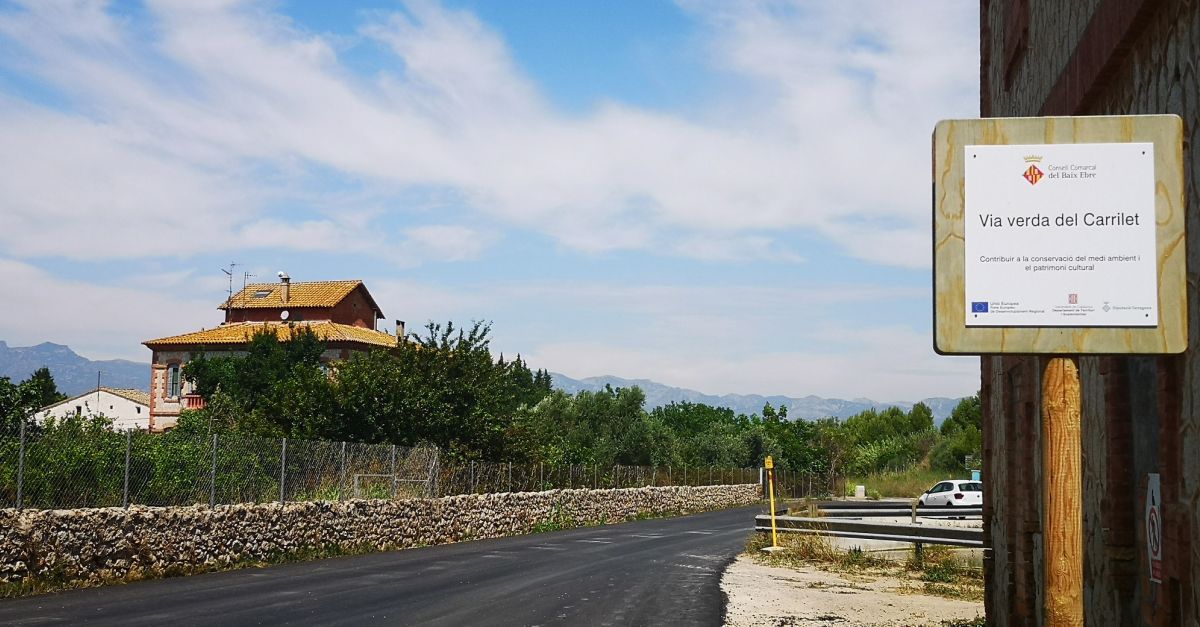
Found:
<box><xmin>981</xmin><ymin>1</ymin><xmax>1200</xmax><ymax>625</ymax></box>
<box><xmin>0</xmin><ymin>484</ymin><xmax>760</xmax><ymax>591</ymax></box>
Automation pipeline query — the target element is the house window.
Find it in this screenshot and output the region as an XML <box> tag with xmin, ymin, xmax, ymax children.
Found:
<box><xmin>253</xmin><ymin>289</ymin><xmax>272</xmax><ymax>298</ymax></box>
<box><xmin>167</xmin><ymin>364</ymin><xmax>181</xmax><ymax>398</ymax></box>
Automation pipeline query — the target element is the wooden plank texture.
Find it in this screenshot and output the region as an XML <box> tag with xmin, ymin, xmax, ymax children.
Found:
<box><xmin>933</xmin><ymin>115</ymin><xmax>1185</xmax><ymax>354</ymax></box>
<box><xmin>1042</xmin><ymin>357</ymin><xmax>1084</xmax><ymax>626</ymax></box>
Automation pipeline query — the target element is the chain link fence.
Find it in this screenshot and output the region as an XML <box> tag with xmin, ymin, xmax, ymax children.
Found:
<box><xmin>0</xmin><ymin>423</ymin><xmax>440</xmax><ymax>510</ymax></box>
<box><xmin>0</xmin><ymin>421</ymin><xmax>839</xmax><ymax>510</ymax></box>
<box><xmin>431</xmin><ymin>461</ymin><xmax>774</xmax><ymax>496</ymax></box>
<box><xmin>770</xmin><ymin>466</ymin><xmax>846</xmax><ymax>501</ymax></box>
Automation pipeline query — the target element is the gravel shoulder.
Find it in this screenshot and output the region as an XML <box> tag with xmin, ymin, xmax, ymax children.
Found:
<box><xmin>721</xmin><ymin>555</ymin><xmax>984</xmax><ymax>627</ymax></box>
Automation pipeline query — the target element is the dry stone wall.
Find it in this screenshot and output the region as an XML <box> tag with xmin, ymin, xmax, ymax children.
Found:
<box><xmin>0</xmin><ymin>484</ymin><xmax>760</xmax><ymax>591</ymax></box>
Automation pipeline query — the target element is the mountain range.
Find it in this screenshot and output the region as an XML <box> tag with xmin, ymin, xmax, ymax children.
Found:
<box><xmin>0</xmin><ymin>341</ymin><xmax>966</xmax><ymax>421</ymax></box>
<box><xmin>550</xmin><ymin>373</ymin><xmax>964</xmax><ymax>423</ymax></box>
<box><xmin>0</xmin><ymin>341</ymin><xmax>149</xmax><ymax>397</ymax></box>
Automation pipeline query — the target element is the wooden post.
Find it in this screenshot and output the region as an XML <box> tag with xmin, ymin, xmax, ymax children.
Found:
<box><xmin>765</xmin><ymin>456</ymin><xmax>779</xmax><ymax>549</ymax></box>
<box><xmin>1042</xmin><ymin>356</ymin><xmax>1083</xmax><ymax>626</ymax></box>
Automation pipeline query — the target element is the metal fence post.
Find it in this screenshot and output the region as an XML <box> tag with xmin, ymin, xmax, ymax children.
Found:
<box><xmin>123</xmin><ymin>430</ymin><xmax>131</xmax><ymax>508</ymax></box>
<box><xmin>279</xmin><ymin>437</ymin><xmax>287</xmax><ymax>504</ymax></box>
<box><xmin>539</xmin><ymin>462</ymin><xmax>543</xmax><ymax>490</ymax></box>
<box><xmin>508</xmin><ymin>461</ymin><xmax>513</xmax><ymax>493</ymax></box>
<box><xmin>469</xmin><ymin>460</ymin><xmax>475</xmax><ymax>493</ymax></box>
<box><xmin>390</xmin><ymin>445</ymin><xmax>397</xmax><ymax>499</ymax></box>
<box><xmin>425</xmin><ymin>447</ymin><xmax>439</xmax><ymax>498</ymax></box>
<box><xmin>16</xmin><ymin>417</ymin><xmax>25</xmax><ymax>510</ymax></box>
<box><xmin>339</xmin><ymin>441</ymin><xmax>346</xmax><ymax>502</ymax></box>
<box><xmin>209</xmin><ymin>433</ymin><xmax>217</xmax><ymax>508</ymax></box>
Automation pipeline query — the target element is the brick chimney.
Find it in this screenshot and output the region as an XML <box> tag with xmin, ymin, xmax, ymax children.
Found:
<box><xmin>279</xmin><ymin>271</ymin><xmax>290</xmax><ymax>303</ymax></box>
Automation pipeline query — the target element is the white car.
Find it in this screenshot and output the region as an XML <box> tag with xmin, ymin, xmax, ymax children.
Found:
<box><xmin>918</xmin><ymin>480</ymin><xmax>983</xmax><ymax>507</ymax></box>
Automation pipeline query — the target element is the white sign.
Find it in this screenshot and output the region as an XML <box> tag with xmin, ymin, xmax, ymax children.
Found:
<box><xmin>1146</xmin><ymin>473</ymin><xmax>1162</xmax><ymax>583</ymax></box>
<box><xmin>964</xmin><ymin>142</ymin><xmax>1158</xmax><ymax>327</ymax></box>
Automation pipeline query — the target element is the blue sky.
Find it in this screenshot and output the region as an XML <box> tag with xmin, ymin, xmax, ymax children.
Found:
<box><xmin>0</xmin><ymin>0</ymin><xmax>980</xmax><ymax>402</ymax></box>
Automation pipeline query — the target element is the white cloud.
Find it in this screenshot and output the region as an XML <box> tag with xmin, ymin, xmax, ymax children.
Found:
<box><xmin>0</xmin><ymin>258</ymin><xmax>214</xmax><ymax>360</ymax></box>
<box><xmin>0</xmin><ymin>103</ymin><xmax>251</xmax><ymax>259</ymax></box>
<box><xmin>365</xmin><ymin>278</ymin><xmax>489</xmax><ymax>327</ymax></box>
<box><xmin>0</xmin><ymin>2</ymin><xmax>982</xmax><ymax>400</ymax></box>
<box><xmin>357</xmin><ymin>277</ymin><xmax>975</xmax><ymax>400</ymax></box>
<box><xmin>0</xmin><ymin>0</ymin><xmax>977</xmax><ymax>267</ymax></box>
<box><xmin>399</xmin><ymin>225</ymin><xmax>493</xmax><ymax>262</ymax></box>
<box><xmin>528</xmin><ymin>334</ymin><xmax>978</xmax><ymax>402</ymax></box>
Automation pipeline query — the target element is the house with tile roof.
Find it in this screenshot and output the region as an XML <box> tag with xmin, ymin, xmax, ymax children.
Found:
<box><xmin>142</xmin><ymin>275</ymin><xmax>402</xmax><ymax>431</ymax></box>
<box><xmin>36</xmin><ymin>387</ymin><xmax>152</xmax><ymax>431</ymax></box>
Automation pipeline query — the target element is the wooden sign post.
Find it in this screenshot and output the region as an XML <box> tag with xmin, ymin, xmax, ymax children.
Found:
<box><xmin>932</xmin><ymin>115</ymin><xmax>1185</xmax><ymax>627</ymax></box>
<box><xmin>1042</xmin><ymin>356</ymin><xmax>1083</xmax><ymax>624</ymax></box>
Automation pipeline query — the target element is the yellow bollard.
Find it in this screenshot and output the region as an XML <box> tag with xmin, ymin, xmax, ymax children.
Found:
<box><xmin>766</xmin><ymin>456</ymin><xmax>779</xmax><ymax>548</ymax></box>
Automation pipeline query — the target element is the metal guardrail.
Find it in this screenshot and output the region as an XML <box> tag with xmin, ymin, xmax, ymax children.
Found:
<box><xmin>819</xmin><ymin>507</ymin><xmax>982</xmax><ymax>517</ymax></box>
<box><xmin>754</xmin><ymin>514</ymin><xmax>984</xmax><ymax>547</ymax></box>
<box><xmin>777</xmin><ymin>500</ymin><xmax>982</xmax><ymax>518</ymax></box>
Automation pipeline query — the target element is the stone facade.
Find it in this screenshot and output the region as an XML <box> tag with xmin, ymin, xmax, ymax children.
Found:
<box><xmin>0</xmin><ymin>484</ymin><xmax>760</xmax><ymax>592</ymax></box>
<box><xmin>980</xmin><ymin>1</ymin><xmax>1199</xmax><ymax>625</ymax></box>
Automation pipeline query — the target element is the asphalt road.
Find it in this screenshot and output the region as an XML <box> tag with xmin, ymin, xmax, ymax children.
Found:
<box><xmin>0</xmin><ymin>505</ymin><xmax>763</xmax><ymax>626</ymax></box>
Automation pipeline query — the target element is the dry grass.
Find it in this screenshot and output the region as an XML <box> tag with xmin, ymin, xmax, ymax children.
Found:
<box><xmin>747</xmin><ymin>532</ymin><xmax>985</xmax><ymax>603</ymax></box>
<box><xmin>903</xmin><ymin>544</ymin><xmax>985</xmax><ymax>602</ymax></box>
<box><xmin>749</xmin><ymin>529</ymin><xmax>892</xmax><ymax>573</ymax></box>
<box><xmin>845</xmin><ymin>467</ymin><xmax>952</xmax><ymax>498</ymax></box>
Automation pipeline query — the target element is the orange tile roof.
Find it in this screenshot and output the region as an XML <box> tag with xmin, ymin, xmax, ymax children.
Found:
<box><xmin>143</xmin><ymin>321</ymin><xmax>399</xmax><ymax>349</ymax></box>
<box><xmin>40</xmin><ymin>387</ymin><xmax>152</xmax><ymax>412</ymax></box>
<box><xmin>220</xmin><ymin>280</ymin><xmax>383</xmax><ymax>317</ymax></box>
<box><xmin>106</xmin><ymin>388</ymin><xmax>151</xmax><ymax>406</ymax></box>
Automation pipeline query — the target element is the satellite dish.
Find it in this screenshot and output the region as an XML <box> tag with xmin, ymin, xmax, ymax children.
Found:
<box><xmin>280</xmin><ymin>310</ymin><xmax>290</xmax><ymax>320</ymax></box>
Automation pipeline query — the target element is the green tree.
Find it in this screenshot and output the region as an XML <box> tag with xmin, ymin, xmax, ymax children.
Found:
<box><xmin>21</xmin><ymin>367</ymin><xmax>66</xmax><ymax>409</ymax></box>
<box><xmin>0</xmin><ymin>376</ymin><xmax>25</xmax><ymax>438</ymax></box>
<box><xmin>812</xmin><ymin>417</ymin><xmax>853</xmax><ymax>478</ymax></box>
<box><xmin>1</xmin><ymin>368</ymin><xmax>67</xmax><ymax>438</ymax></box>
<box><xmin>931</xmin><ymin>394</ymin><xmax>983</xmax><ymax>472</ymax></box>
<box><xmin>650</xmin><ymin>401</ymin><xmax>738</xmax><ymax>437</ymax></box>
<box><xmin>940</xmin><ymin>395</ymin><xmax>982</xmax><ymax>436</ymax></box>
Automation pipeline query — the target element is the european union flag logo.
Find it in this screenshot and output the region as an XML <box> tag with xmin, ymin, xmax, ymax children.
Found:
<box><xmin>971</xmin><ymin>301</ymin><xmax>989</xmax><ymax>313</ymax></box>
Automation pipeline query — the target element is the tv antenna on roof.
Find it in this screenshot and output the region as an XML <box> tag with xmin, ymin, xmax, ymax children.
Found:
<box><xmin>221</xmin><ymin>262</ymin><xmax>238</xmax><ymax>323</ymax></box>
<box><xmin>240</xmin><ymin>272</ymin><xmax>254</xmax><ymax>309</ymax></box>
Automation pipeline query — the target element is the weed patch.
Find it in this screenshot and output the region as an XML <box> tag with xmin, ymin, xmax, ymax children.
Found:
<box><xmin>845</xmin><ymin>467</ymin><xmax>949</xmax><ymax>499</ymax></box>
<box><xmin>530</xmin><ymin>501</ymin><xmax>579</xmax><ymax>533</ymax></box>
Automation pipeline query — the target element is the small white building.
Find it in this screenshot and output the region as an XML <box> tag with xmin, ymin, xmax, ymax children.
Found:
<box><xmin>36</xmin><ymin>387</ymin><xmax>152</xmax><ymax>431</ymax></box>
